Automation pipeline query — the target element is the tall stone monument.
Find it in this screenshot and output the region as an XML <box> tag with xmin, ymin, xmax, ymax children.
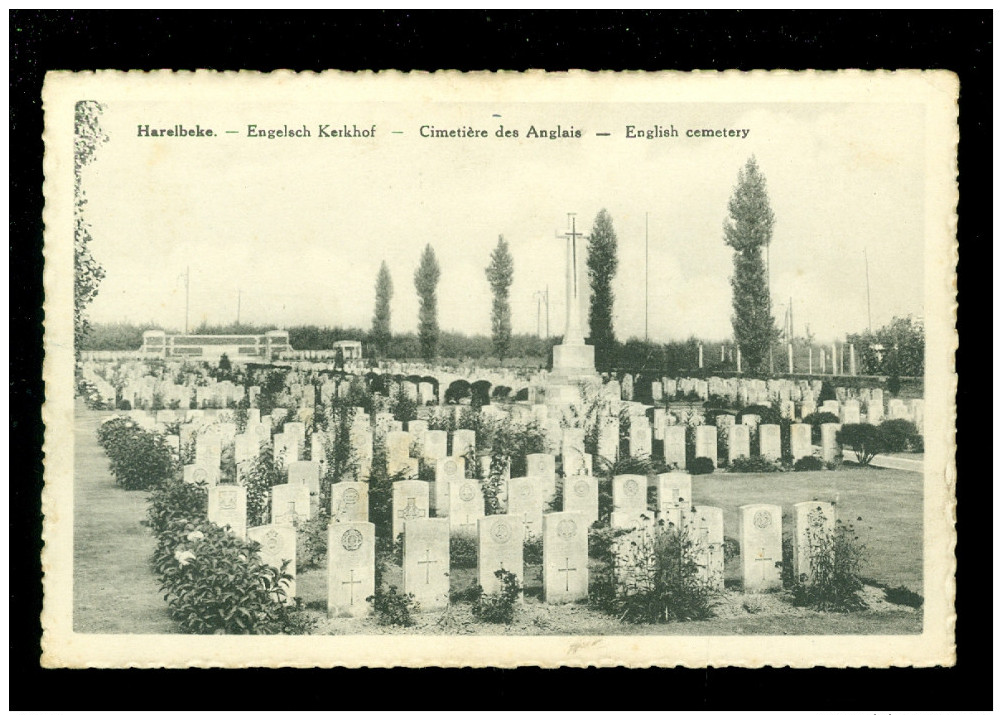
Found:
<box><xmin>548</xmin><ymin>215</ymin><xmax>598</xmax><ymax>404</ymax></box>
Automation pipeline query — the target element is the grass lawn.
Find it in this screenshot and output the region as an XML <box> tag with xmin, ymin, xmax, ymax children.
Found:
<box><xmin>73</xmin><ymin>407</ymin><xmax>179</xmax><ymax>633</ymax></box>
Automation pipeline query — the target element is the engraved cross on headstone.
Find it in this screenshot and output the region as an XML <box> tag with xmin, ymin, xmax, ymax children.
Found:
<box><xmin>418</xmin><ymin>549</ymin><xmax>438</xmax><ymax>585</ymax></box>
<box><xmin>558</xmin><ymin>557</ymin><xmax>577</xmax><ymax>591</ymax></box>
<box><xmin>397</xmin><ymin>497</ymin><xmax>424</xmax><ymax>521</ymax></box>
<box><xmin>342</xmin><ymin>568</ymin><xmax>362</xmax><ymax>605</ymax></box>
<box><xmin>754</xmin><ymin>549</ymin><xmax>772</xmax><ymax>583</ymax></box>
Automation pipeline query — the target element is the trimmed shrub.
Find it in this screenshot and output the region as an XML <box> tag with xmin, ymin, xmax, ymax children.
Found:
<box><xmin>97</xmin><ymin>416</ymin><xmax>177</xmax><ymax>491</ymax></box>
<box><xmin>803</xmin><ymin>411</ymin><xmax>841</xmax><ymax>442</ymax></box>
<box><xmin>156</xmin><ymin>518</ymin><xmax>303</xmax><ymax>634</ymax></box>
<box><xmin>793</xmin><ymin>456</ymin><xmax>825</xmax><ymax>472</ymax></box>
<box><xmin>837</xmin><ymin>423</ymin><xmax>886</xmax><ymax>466</ymax></box>
<box><xmin>728</xmin><ymin>456</ymin><xmax>781</xmax><ymax>473</ymax></box>
<box><xmin>878</xmin><ymin>419</ymin><xmax>920</xmax><ymax>453</ymax></box>
<box><xmin>736</xmin><ymin>403</ymin><xmax>782</xmax><ymax>425</ymax></box>
<box><xmin>688</xmin><ymin>456</ymin><xmax>715</xmax><ymax>475</ymax></box>
<box><xmin>146</xmin><ymin>477</ymin><xmax>208</xmax><ymax>537</ymax></box>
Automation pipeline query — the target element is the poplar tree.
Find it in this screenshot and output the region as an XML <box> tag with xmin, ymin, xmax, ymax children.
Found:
<box><xmin>414</xmin><ymin>244</ymin><xmax>441</xmax><ymax>360</ymax></box>
<box><xmin>370</xmin><ymin>261</ymin><xmax>393</xmax><ymax>356</ymax></box>
<box><xmin>485</xmin><ymin>235</ymin><xmax>514</xmax><ymax>361</ymax></box>
<box><xmin>586</xmin><ymin>209</ymin><xmax>618</xmax><ymax>369</ymax></box>
<box><xmin>723</xmin><ymin>157</ymin><xmax>780</xmax><ymax>373</ymax></box>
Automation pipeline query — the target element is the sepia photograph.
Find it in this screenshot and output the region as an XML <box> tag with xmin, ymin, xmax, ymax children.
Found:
<box><xmin>40</xmin><ymin>69</ymin><xmax>957</xmax><ymax>668</ymax></box>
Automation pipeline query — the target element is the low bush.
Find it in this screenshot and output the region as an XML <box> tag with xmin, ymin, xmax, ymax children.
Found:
<box><xmin>803</xmin><ymin>411</ymin><xmax>841</xmax><ymax>441</ymax></box>
<box><xmin>688</xmin><ymin>457</ymin><xmax>715</xmax><ymax>475</ymax></box>
<box><xmin>367</xmin><ymin>584</ymin><xmax>418</xmax><ymax>626</ymax></box>
<box><xmin>792</xmin><ymin>512</ymin><xmax>868</xmax><ymax>612</ymax></box>
<box><xmin>450</xmin><ymin>532</ymin><xmax>478</xmax><ymax>568</ymax></box>
<box><xmin>793</xmin><ymin>456</ymin><xmax>825</xmax><ymax>472</ymax></box>
<box><xmin>728</xmin><ymin>456</ymin><xmax>781</xmax><ymax>473</ymax></box>
<box><xmin>296</xmin><ymin>513</ymin><xmax>328</xmax><ymax>571</ymax></box>
<box><xmin>837</xmin><ymin>423</ymin><xmax>886</xmax><ymax>466</ymax></box>
<box><xmin>523</xmin><ymin>534</ymin><xmax>543</xmax><ymax>565</ymax></box>
<box><xmin>596</xmin><ymin>521</ymin><xmax>715</xmax><ymax>623</ymax></box>
<box><xmin>883</xmin><ymin>584</ymin><xmax>924</xmax><ymax>608</ymax></box>
<box><xmin>471</xmin><ymin>569</ymin><xmax>521</xmax><ymax>624</ymax></box>
<box><xmin>97</xmin><ymin>416</ymin><xmax>177</xmax><ymax>490</ymax></box>
<box><xmin>878</xmin><ymin>419</ymin><xmax>921</xmax><ymax>453</ymax></box>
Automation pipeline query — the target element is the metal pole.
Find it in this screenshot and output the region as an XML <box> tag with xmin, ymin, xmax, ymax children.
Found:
<box><xmin>237</xmin><ymin>288</ymin><xmax>241</xmax><ymax>325</ymax></box>
<box><xmin>545</xmin><ymin>285</ymin><xmax>550</xmax><ymax>339</ymax></box>
<box><xmin>184</xmin><ymin>264</ymin><xmax>190</xmax><ymax>334</ymax></box>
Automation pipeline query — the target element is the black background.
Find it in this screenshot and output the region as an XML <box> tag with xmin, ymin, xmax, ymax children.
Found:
<box><xmin>10</xmin><ymin>10</ymin><xmax>988</xmax><ymax>710</ymax></box>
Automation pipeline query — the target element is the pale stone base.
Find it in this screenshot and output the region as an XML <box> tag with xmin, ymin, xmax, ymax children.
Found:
<box><xmin>551</xmin><ymin>343</ymin><xmax>595</xmax><ymax>377</ymax></box>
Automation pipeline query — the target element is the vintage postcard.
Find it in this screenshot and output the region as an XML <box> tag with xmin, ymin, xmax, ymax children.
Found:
<box><xmin>41</xmin><ymin>70</ymin><xmax>957</xmax><ymax>668</ymax></box>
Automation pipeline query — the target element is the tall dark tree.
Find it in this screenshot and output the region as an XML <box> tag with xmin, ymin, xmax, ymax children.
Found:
<box><xmin>485</xmin><ymin>234</ymin><xmax>514</xmax><ymax>361</ymax></box>
<box><xmin>74</xmin><ymin>101</ymin><xmax>108</xmax><ymax>356</ymax></box>
<box><xmin>414</xmin><ymin>244</ymin><xmax>441</xmax><ymax>360</ymax></box>
<box><xmin>723</xmin><ymin>156</ymin><xmax>780</xmax><ymax>373</ymax></box>
<box><xmin>586</xmin><ymin>208</ymin><xmax>618</xmax><ymax>369</ymax></box>
<box><xmin>370</xmin><ymin>260</ymin><xmax>393</xmax><ymax>356</ymax></box>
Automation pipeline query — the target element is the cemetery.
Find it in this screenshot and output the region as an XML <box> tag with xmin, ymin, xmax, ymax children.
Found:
<box><xmin>70</xmin><ymin>159</ymin><xmax>926</xmax><ymax>636</ymax></box>
<box><xmin>74</xmin><ymin>337</ymin><xmax>925</xmax><ymax>635</ymax></box>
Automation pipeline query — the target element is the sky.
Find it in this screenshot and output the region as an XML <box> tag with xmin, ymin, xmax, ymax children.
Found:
<box><xmin>83</xmin><ymin>98</ymin><xmax>926</xmax><ymax>344</ymax></box>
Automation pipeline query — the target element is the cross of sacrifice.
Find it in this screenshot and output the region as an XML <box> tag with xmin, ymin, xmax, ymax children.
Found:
<box><xmin>558</xmin><ymin>557</ymin><xmax>577</xmax><ymax>591</ymax></box>
<box><xmin>557</xmin><ymin>213</ymin><xmax>586</xmax><ymax>300</ymax></box>
<box><xmin>342</xmin><ymin>569</ymin><xmax>363</xmax><ymax>605</ymax></box>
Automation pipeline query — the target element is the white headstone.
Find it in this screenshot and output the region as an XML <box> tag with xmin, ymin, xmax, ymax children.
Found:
<box><xmin>655</xmin><ymin>472</ymin><xmax>692</xmax><ymax>516</ymax></box>
<box><xmin>448</xmin><ymin>480</ymin><xmax>485</xmax><ymax>535</ymax></box>
<box><xmin>526</xmin><ymin>452</ymin><xmax>557</xmax><ymax>502</ymax></box>
<box><xmin>506</xmin><ymin>477</ymin><xmax>544</xmax><ymax>538</ymax></box>
<box><xmin>793</xmin><ymin>501</ymin><xmax>836</xmax><ymax>584</ymax></box>
<box><xmin>247</xmin><ymin>524</ymin><xmax>297</xmax><ymax>598</ymax></box>
<box><xmin>477</xmin><ymin>515</ymin><xmax>524</xmax><ymax>595</ymax></box>
<box><xmin>271</xmin><ymin>483</ymin><xmax>311</xmax><ymax>525</ymax></box>
<box><xmin>451</xmin><ymin>429</ymin><xmax>476</xmax><ymax>458</ymax></box>
<box><xmin>207</xmin><ymin>485</ymin><xmax>247</xmax><ymax>539</ymax></box>
<box><xmin>423</xmin><ymin>430</ymin><xmax>448</xmax><ymax>461</ymax></box>
<box><xmin>628</xmin><ymin>418</ymin><xmax>652</xmax><ymax>458</ymax></box>
<box><xmin>689</xmin><ymin>505</ymin><xmax>724</xmax><ymax>591</ymax></box>
<box><xmin>542</xmin><ymin>511</ymin><xmax>589</xmax><ymax>603</ymax></box>
<box><xmin>738</xmin><ymin>503</ymin><xmax>782</xmax><ymax>592</ymax></box>
<box><xmin>820</xmin><ymin>422</ymin><xmax>841</xmax><ymax>463</ymax></box>
<box><xmin>327</xmin><ymin>521</ymin><xmax>375</xmax><ymax>618</ymax></box>
<box><xmin>759</xmin><ymin>424</ymin><xmax>782</xmax><ymax>461</ymax></box>
<box><xmin>562</xmin><ymin>474</ymin><xmax>599</xmax><ymax>525</ymax></box>
<box><xmin>433</xmin><ymin>456</ymin><xmax>466</xmax><ymax>516</ymax></box>
<box><xmin>728</xmin><ymin>424</ymin><xmax>751</xmax><ymax>462</ymax></box>
<box><xmin>403</xmin><ymin>517</ymin><xmax>450</xmax><ymax>611</ymax></box>
<box><xmin>393</xmin><ymin>479</ymin><xmax>430</xmax><ymax>539</ymax></box>
<box><xmin>183</xmin><ymin>462</ymin><xmax>219</xmax><ymax>487</ymax></box>
<box><xmin>694</xmin><ymin>426</ymin><xmax>718</xmax><ymax>466</ymax></box>
<box><xmin>790</xmin><ymin>423</ymin><xmax>812</xmax><ymax>461</ymax></box>
<box><xmin>331</xmin><ymin>481</ymin><xmax>369</xmax><ymax>523</ymax></box>
<box><xmin>663</xmin><ymin>425</ymin><xmax>687</xmax><ymax>470</ymax></box>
